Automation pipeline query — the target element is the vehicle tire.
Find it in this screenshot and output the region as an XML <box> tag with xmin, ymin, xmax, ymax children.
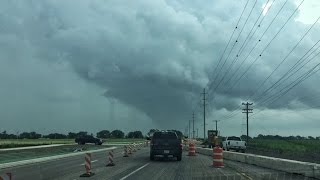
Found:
<box><xmin>150</xmin><ymin>154</ymin><xmax>155</xmax><ymax>161</ymax></box>
<box><xmin>242</xmin><ymin>149</ymin><xmax>246</xmax><ymax>153</ymax></box>
<box><xmin>226</xmin><ymin>147</ymin><xmax>230</xmax><ymax>151</ymax></box>
<box><xmin>236</xmin><ymin>149</ymin><xmax>239</xmax><ymax>152</ymax></box>
<box><xmin>177</xmin><ymin>155</ymin><xmax>182</xmax><ymax>161</ymax></box>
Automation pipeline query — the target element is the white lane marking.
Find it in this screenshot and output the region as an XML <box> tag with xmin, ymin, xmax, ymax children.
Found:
<box><xmin>241</xmin><ymin>173</ymin><xmax>253</xmax><ymax>180</ymax></box>
<box><xmin>80</xmin><ymin>160</ymin><xmax>98</xmax><ymax>166</ymax></box>
<box><xmin>119</xmin><ymin>163</ymin><xmax>150</xmax><ymax>180</ymax></box>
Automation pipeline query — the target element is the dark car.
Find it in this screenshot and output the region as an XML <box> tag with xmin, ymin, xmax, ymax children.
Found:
<box><xmin>75</xmin><ymin>135</ymin><xmax>103</xmax><ymax>145</ymax></box>
<box><xmin>150</xmin><ymin>131</ymin><xmax>182</xmax><ymax>161</ymax></box>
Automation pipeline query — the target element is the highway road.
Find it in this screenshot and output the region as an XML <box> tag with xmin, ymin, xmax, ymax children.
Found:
<box><xmin>0</xmin><ymin>146</ymin><xmax>315</xmax><ymax>180</ymax></box>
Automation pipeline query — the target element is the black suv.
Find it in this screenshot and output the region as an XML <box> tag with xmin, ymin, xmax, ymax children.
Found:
<box><xmin>75</xmin><ymin>135</ymin><xmax>103</xmax><ymax>145</ymax></box>
<box><xmin>150</xmin><ymin>131</ymin><xmax>182</xmax><ymax>161</ymax></box>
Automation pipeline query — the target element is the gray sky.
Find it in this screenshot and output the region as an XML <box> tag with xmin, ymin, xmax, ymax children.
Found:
<box><xmin>0</xmin><ymin>0</ymin><xmax>319</xmax><ymax>137</ymax></box>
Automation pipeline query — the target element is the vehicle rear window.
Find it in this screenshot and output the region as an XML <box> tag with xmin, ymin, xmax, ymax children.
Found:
<box><xmin>153</xmin><ymin>132</ymin><xmax>177</xmax><ymax>139</ymax></box>
<box><xmin>228</xmin><ymin>136</ymin><xmax>241</xmax><ymax>141</ymax></box>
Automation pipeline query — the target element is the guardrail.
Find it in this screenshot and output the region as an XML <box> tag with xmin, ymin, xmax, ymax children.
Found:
<box><xmin>197</xmin><ymin>147</ymin><xmax>320</xmax><ymax>179</ymax></box>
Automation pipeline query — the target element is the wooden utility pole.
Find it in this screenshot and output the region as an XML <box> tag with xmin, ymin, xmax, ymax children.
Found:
<box><xmin>242</xmin><ymin>102</ymin><xmax>253</xmax><ymax>143</ymax></box>
<box><xmin>213</xmin><ymin>120</ymin><xmax>220</xmax><ymax>135</ymax></box>
<box><xmin>188</xmin><ymin>120</ymin><xmax>191</xmax><ymax>139</ymax></box>
<box><xmin>201</xmin><ymin>88</ymin><xmax>207</xmax><ymax>140</ymax></box>
<box><xmin>192</xmin><ymin>112</ymin><xmax>195</xmax><ymax>139</ymax></box>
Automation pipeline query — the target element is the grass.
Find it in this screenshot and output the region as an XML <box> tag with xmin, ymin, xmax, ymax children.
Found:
<box><xmin>249</xmin><ymin>139</ymin><xmax>320</xmax><ymax>154</ymax></box>
<box><xmin>244</xmin><ymin>139</ymin><xmax>320</xmax><ymax>164</ymax></box>
<box><xmin>0</xmin><ymin>138</ymin><xmax>145</xmax><ymax>148</ymax></box>
<box><xmin>0</xmin><ymin>139</ymin><xmax>74</xmax><ymax>149</ymax></box>
<box><xmin>0</xmin><ymin>144</ymin><xmax>110</xmax><ymax>164</ymax></box>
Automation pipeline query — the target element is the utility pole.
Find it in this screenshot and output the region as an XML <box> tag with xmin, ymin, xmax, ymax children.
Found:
<box><xmin>213</xmin><ymin>120</ymin><xmax>220</xmax><ymax>135</ymax></box>
<box><xmin>192</xmin><ymin>112</ymin><xmax>195</xmax><ymax>139</ymax></box>
<box><xmin>197</xmin><ymin>128</ymin><xmax>198</xmax><ymax>138</ymax></box>
<box><xmin>188</xmin><ymin>119</ymin><xmax>191</xmax><ymax>139</ymax></box>
<box><xmin>242</xmin><ymin>102</ymin><xmax>253</xmax><ymax>143</ymax></box>
<box><xmin>201</xmin><ymin>88</ymin><xmax>207</xmax><ymax>140</ymax></box>
<box><xmin>185</xmin><ymin>126</ymin><xmax>188</xmax><ymax>137</ymax></box>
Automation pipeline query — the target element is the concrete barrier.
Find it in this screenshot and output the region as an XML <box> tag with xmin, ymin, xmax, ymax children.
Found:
<box><xmin>196</xmin><ymin>147</ymin><xmax>320</xmax><ymax>179</ymax></box>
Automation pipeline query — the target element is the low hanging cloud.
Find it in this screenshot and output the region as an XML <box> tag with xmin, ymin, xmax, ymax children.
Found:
<box><xmin>0</xmin><ymin>0</ymin><xmax>319</xmax><ymax>134</ymax></box>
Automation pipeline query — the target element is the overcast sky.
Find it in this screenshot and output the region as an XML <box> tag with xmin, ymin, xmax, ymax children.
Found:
<box><xmin>0</xmin><ymin>0</ymin><xmax>319</xmax><ymax>137</ymax></box>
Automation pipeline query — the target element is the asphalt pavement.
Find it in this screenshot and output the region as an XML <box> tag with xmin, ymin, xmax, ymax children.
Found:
<box><xmin>0</xmin><ymin>146</ymin><xmax>316</xmax><ymax>180</ymax></box>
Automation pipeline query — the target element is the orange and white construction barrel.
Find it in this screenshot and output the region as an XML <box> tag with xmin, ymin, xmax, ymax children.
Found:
<box><xmin>213</xmin><ymin>146</ymin><xmax>224</xmax><ymax>168</ymax></box>
<box><xmin>188</xmin><ymin>143</ymin><xmax>196</xmax><ymax>156</ymax></box>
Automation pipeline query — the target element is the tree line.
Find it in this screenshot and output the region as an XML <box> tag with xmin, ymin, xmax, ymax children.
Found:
<box><xmin>236</xmin><ymin>134</ymin><xmax>320</xmax><ymax>141</ymax></box>
<box><xmin>0</xmin><ymin>130</ymin><xmax>144</xmax><ymax>139</ymax></box>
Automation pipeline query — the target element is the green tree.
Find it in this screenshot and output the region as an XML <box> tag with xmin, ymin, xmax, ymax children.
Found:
<box><xmin>97</xmin><ymin>130</ymin><xmax>110</xmax><ymax>138</ymax></box>
<box><xmin>29</xmin><ymin>132</ymin><xmax>42</xmax><ymax>139</ymax></box>
<box><xmin>127</xmin><ymin>132</ymin><xmax>135</xmax><ymax>138</ymax></box>
<box><xmin>43</xmin><ymin>133</ymin><xmax>67</xmax><ymax>139</ymax></box>
<box><xmin>168</xmin><ymin>130</ymin><xmax>183</xmax><ymax>139</ymax></box>
<box><xmin>110</xmin><ymin>130</ymin><xmax>124</xmax><ymax>138</ymax></box>
<box><xmin>240</xmin><ymin>135</ymin><xmax>252</xmax><ymax>141</ymax></box>
<box><xmin>0</xmin><ymin>131</ymin><xmax>7</xmax><ymax>139</ymax></box>
<box><xmin>308</xmin><ymin>136</ymin><xmax>315</xmax><ymax>140</ymax></box>
<box><xmin>67</xmin><ymin>132</ymin><xmax>77</xmax><ymax>139</ymax></box>
<box><xmin>133</xmin><ymin>131</ymin><xmax>143</xmax><ymax>138</ymax></box>
<box><xmin>147</xmin><ymin>129</ymin><xmax>158</xmax><ymax>137</ymax></box>
<box><xmin>76</xmin><ymin>131</ymin><xmax>88</xmax><ymax>137</ymax></box>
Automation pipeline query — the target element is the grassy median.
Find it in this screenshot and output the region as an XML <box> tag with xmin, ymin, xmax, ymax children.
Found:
<box><xmin>0</xmin><ymin>144</ymin><xmax>110</xmax><ymax>164</ymax></box>
<box><xmin>0</xmin><ymin>138</ymin><xmax>145</xmax><ymax>149</ymax></box>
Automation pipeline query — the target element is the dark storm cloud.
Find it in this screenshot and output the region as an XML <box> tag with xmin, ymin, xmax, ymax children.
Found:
<box><xmin>0</xmin><ymin>0</ymin><xmax>320</xmax><ymax>134</ymax></box>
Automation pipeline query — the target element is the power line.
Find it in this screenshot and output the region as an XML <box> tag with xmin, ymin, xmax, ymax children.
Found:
<box><xmin>254</xmin><ymin>40</ymin><xmax>320</xmax><ymax>104</ymax></box>
<box><xmin>248</xmin><ymin>16</ymin><xmax>320</xmax><ymax>102</ymax></box>
<box><xmin>210</xmin><ymin>0</ymin><xmax>272</xmax><ymax>95</ymax></box>
<box><xmin>227</xmin><ymin>0</ymin><xmax>305</xmax><ymax>94</ymax></box>
<box><xmin>223</xmin><ymin>0</ymin><xmax>290</xmax><ymax>88</ymax></box>
<box><xmin>255</xmin><ymin>59</ymin><xmax>320</xmax><ymax>113</ymax></box>
<box><xmin>256</xmin><ymin>51</ymin><xmax>320</xmax><ymax>106</ymax></box>
<box><xmin>209</xmin><ymin>0</ymin><xmax>258</xmax><ymax>93</ymax></box>
<box><xmin>208</xmin><ymin>0</ymin><xmax>250</xmax><ymax>91</ymax></box>
<box><xmin>218</xmin><ymin>0</ymin><xmax>295</xmax><ymax>121</ymax></box>
<box><xmin>238</xmin><ymin>0</ymin><xmax>277</xmax><ymax>56</ymax></box>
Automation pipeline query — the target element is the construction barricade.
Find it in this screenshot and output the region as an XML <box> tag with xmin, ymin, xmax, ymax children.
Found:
<box><xmin>106</xmin><ymin>150</ymin><xmax>115</xmax><ymax>166</ymax></box>
<box><xmin>128</xmin><ymin>144</ymin><xmax>133</xmax><ymax>154</ymax></box>
<box><xmin>123</xmin><ymin>145</ymin><xmax>129</xmax><ymax>157</ymax></box>
<box><xmin>0</xmin><ymin>173</ymin><xmax>12</xmax><ymax>180</ymax></box>
<box><xmin>133</xmin><ymin>143</ymin><xmax>137</xmax><ymax>152</ymax></box>
<box><xmin>80</xmin><ymin>153</ymin><xmax>94</xmax><ymax>177</ymax></box>
<box><xmin>213</xmin><ymin>146</ymin><xmax>224</xmax><ymax>168</ymax></box>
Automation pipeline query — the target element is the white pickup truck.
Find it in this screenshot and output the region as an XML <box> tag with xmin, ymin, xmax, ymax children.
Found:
<box><xmin>222</xmin><ymin>136</ymin><xmax>246</xmax><ymax>153</ymax></box>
